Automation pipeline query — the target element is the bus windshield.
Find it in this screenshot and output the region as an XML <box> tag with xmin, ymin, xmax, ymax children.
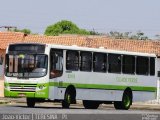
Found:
<box><xmin>5</xmin><ymin>54</ymin><xmax>48</xmax><ymax>78</ymax></box>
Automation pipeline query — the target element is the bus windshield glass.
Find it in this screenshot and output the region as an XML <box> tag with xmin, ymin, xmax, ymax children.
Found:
<box><xmin>5</xmin><ymin>54</ymin><xmax>48</xmax><ymax>78</ymax></box>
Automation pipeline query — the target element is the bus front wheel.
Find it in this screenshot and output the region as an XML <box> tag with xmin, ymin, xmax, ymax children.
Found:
<box><xmin>62</xmin><ymin>91</ymin><xmax>72</xmax><ymax>108</ymax></box>
<box><xmin>83</xmin><ymin>100</ymin><xmax>99</xmax><ymax>109</ymax></box>
<box><xmin>26</xmin><ymin>98</ymin><xmax>35</xmax><ymax>108</ymax></box>
<box><xmin>114</xmin><ymin>91</ymin><xmax>132</xmax><ymax>110</ymax></box>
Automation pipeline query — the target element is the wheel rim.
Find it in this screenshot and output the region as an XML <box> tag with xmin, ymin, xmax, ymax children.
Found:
<box><xmin>123</xmin><ymin>94</ymin><xmax>131</xmax><ymax>108</ymax></box>
<box><xmin>66</xmin><ymin>93</ymin><xmax>71</xmax><ymax>104</ymax></box>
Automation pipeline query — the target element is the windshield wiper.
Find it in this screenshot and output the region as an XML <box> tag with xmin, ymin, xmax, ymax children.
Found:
<box><xmin>17</xmin><ymin>73</ymin><xmax>29</xmax><ymax>79</ymax></box>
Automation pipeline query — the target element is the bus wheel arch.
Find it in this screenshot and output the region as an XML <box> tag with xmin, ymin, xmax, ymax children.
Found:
<box><xmin>62</xmin><ymin>85</ymin><xmax>76</xmax><ymax>108</ymax></box>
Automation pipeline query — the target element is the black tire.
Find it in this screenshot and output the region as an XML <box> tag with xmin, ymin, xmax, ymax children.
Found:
<box><xmin>62</xmin><ymin>91</ymin><xmax>72</xmax><ymax>108</ymax></box>
<box><xmin>26</xmin><ymin>98</ymin><xmax>35</xmax><ymax>108</ymax></box>
<box><xmin>114</xmin><ymin>91</ymin><xmax>132</xmax><ymax>110</ymax></box>
<box><xmin>114</xmin><ymin>101</ymin><xmax>122</xmax><ymax>109</ymax></box>
<box><xmin>83</xmin><ymin>100</ymin><xmax>99</xmax><ymax>109</ymax></box>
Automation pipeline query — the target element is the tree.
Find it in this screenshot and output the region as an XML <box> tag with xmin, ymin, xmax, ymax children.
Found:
<box><xmin>108</xmin><ymin>31</ymin><xmax>148</xmax><ymax>40</ymax></box>
<box><xmin>155</xmin><ymin>34</ymin><xmax>160</xmax><ymax>39</ymax></box>
<box><xmin>44</xmin><ymin>20</ymin><xmax>90</xmax><ymax>36</ymax></box>
<box><xmin>89</xmin><ymin>29</ymin><xmax>101</xmax><ymax>35</ymax></box>
<box><xmin>130</xmin><ymin>31</ymin><xmax>148</xmax><ymax>40</ymax></box>
<box><xmin>13</xmin><ymin>28</ymin><xmax>31</xmax><ymax>34</ymax></box>
<box><xmin>109</xmin><ymin>31</ymin><xmax>129</xmax><ymax>39</ymax></box>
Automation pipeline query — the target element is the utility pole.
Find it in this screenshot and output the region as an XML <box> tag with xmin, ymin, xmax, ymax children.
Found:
<box><xmin>0</xmin><ymin>26</ymin><xmax>17</xmax><ymax>31</ymax></box>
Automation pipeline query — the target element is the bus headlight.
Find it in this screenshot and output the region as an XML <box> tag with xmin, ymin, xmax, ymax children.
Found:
<box><xmin>38</xmin><ymin>85</ymin><xmax>45</xmax><ymax>90</ymax></box>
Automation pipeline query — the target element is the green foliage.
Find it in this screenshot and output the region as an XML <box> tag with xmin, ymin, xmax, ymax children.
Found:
<box><xmin>89</xmin><ymin>29</ymin><xmax>101</xmax><ymax>35</ymax></box>
<box><xmin>108</xmin><ymin>31</ymin><xmax>148</xmax><ymax>40</ymax></box>
<box><xmin>44</xmin><ymin>20</ymin><xmax>90</xmax><ymax>36</ymax></box>
<box><xmin>13</xmin><ymin>28</ymin><xmax>31</xmax><ymax>34</ymax></box>
<box><xmin>155</xmin><ymin>34</ymin><xmax>160</xmax><ymax>39</ymax></box>
<box><xmin>130</xmin><ymin>31</ymin><xmax>148</xmax><ymax>40</ymax></box>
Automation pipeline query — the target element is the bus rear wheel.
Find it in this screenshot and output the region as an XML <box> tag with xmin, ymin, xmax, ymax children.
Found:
<box><xmin>114</xmin><ymin>91</ymin><xmax>132</xmax><ymax>110</ymax></box>
<box><xmin>26</xmin><ymin>98</ymin><xmax>35</xmax><ymax>108</ymax></box>
<box><xmin>83</xmin><ymin>100</ymin><xmax>100</xmax><ymax>109</ymax></box>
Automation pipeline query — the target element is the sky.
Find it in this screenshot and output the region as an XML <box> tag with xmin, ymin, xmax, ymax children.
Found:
<box><xmin>0</xmin><ymin>0</ymin><xmax>160</xmax><ymax>39</ymax></box>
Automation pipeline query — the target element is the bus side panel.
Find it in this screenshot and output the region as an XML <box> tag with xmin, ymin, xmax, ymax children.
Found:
<box><xmin>133</xmin><ymin>91</ymin><xmax>156</xmax><ymax>102</ymax></box>
<box><xmin>76</xmin><ymin>89</ymin><xmax>123</xmax><ymax>101</ymax></box>
<box><xmin>49</xmin><ymin>87</ymin><xmax>66</xmax><ymax>100</ymax></box>
<box><xmin>49</xmin><ymin>86</ymin><xmax>58</xmax><ymax>100</ymax></box>
<box><xmin>53</xmin><ymin>71</ymin><xmax>157</xmax><ymax>102</ymax></box>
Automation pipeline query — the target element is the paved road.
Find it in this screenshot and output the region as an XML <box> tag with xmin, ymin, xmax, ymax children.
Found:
<box><xmin>0</xmin><ymin>103</ymin><xmax>160</xmax><ymax>120</ymax></box>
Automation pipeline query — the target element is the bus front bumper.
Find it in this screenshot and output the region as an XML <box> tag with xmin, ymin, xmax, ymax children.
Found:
<box><xmin>4</xmin><ymin>83</ymin><xmax>49</xmax><ymax>99</ymax></box>
<box><xmin>4</xmin><ymin>89</ymin><xmax>48</xmax><ymax>98</ymax></box>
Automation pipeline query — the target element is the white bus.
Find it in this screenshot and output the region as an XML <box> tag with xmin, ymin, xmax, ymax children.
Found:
<box><xmin>4</xmin><ymin>43</ymin><xmax>157</xmax><ymax>110</ymax></box>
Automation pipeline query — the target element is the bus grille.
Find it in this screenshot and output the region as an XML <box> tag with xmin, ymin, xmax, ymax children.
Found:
<box><xmin>9</xmin><ymin>83</ymin><xmax>37</xmax><ymax>92</ymax></box>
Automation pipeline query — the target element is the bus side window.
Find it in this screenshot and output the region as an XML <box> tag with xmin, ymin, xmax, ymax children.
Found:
<box><xmin>136</xmin><ymin>56</ymin><xmax>149</xmax><ymax>75</ymax></box>
<box><xmin>108</xmin><ymin>54</ymin><xmax>121</xmax><ymax>73</ymax></box>
<box><xmin>66</xmin><ymin>50</ymin><xmax>79</xmax><ymax>71</ymax></box>
<box><xmin>150</xmin><ymin>57</ymin><xmax>155</xmax><ymax>76</ymax></box>
<box><xmin>122</xmin><ymin>55</ymin><xmax>135</xmax><ymax>74</ymax></box>
<box><xmin>93</xmin><ymin>53</ymin><xmax>107</xmax><ymax>72</ymax></box>
<box><xmin>80</xmin><ymin>52</ymin><xmax>92</xmax><ymax>72</ymax></box>
<box><xmin>50</xmin><ymin>49</ymin><xmax>63</xmax><ymax>78</ymax></box>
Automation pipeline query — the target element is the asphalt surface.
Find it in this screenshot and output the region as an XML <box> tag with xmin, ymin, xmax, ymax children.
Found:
<box><xmin>0</xmin><ymin>97</ymin><xmax>160</xmax><ymax>120</ymax></box>
<box><xmin>0</xmin><ymin>103</ymin><xmax>160</xmax><ymax>120</ymax></box>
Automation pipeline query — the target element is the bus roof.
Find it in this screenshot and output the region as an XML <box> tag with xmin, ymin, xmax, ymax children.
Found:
<box><xmin>46</xmin><ymin>44</ymin><xmax>156</xmax><ymax>57</ymax></box>
<box><xmin>7</xmin><ymin>43</ymin><xmax>156</xmax><ymax>57</ymax></box>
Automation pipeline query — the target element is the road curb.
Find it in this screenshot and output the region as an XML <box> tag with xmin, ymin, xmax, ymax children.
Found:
<box><xmin>0</xmin><ymin>97</ymin><xmax>26</xmax><ymax>104</ymax></box>
<box><xmin>1</xmin><ymin>98</ymin><xmax>160</xmax><ymax>110</ymax></box>
<box><xmin>0</xmin><ymin>100</ymin><xmax>9</xmax><ymax>104</ymax></box>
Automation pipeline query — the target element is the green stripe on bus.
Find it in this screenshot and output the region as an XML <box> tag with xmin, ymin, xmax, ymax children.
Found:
<box><xmin>49</xmin><ymin>82</ymin><xmax>156</xmax><ymax>92</ymax></box>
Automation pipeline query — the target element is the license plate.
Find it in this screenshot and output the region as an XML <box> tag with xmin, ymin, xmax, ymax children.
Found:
<box><xmin>18</xmin><ymin>93</ymin><xmax>26</xmax><ymax>97</ymax></box>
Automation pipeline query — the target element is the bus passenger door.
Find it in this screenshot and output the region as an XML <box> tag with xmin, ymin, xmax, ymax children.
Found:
<box><xmin>49</xmin><ymin>49</ymin><xmax>63</xmax><ymax>99</ymax></box>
